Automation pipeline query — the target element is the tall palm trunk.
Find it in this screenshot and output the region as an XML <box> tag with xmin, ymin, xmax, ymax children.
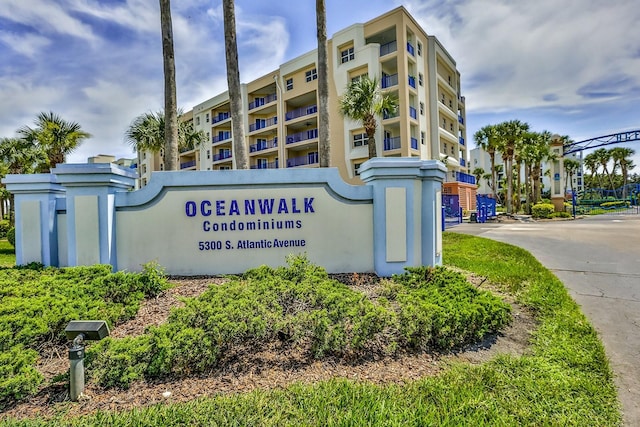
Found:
<box><xmin>316</xmin><ymin>0</ymin><xmax>330</xmax><ymax>167</ymax></box>
<box><xmin>488</xmin><ymin>150</ymin><xmax>497</xmax><ymax>201</ymax></box>
<box><xmin>159</xmin><ymin>0</ymin><xmax>179</xmax><ymax>170</ymax></box>
<box><xmin>365</xmin><ymin>114</ymin><xmax>377</xmax><ymax>158</ymax></box>
<box><xmin>223</xmin><ymin>0</ymin><xmax>248</xmax><ymax>169</ymax></box>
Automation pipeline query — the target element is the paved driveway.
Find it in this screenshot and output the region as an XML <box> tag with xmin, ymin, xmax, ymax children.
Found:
<box><xmin>450</xmin><ymin>214</ymin><xmax>640</xmax><ymax>426</ymax></box>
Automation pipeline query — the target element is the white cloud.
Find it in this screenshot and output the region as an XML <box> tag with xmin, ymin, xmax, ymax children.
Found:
<box><xmin>404</xmin><ymin>0</ymin><xmax>640</xmax><ymax>112</ymax></box>
<box><xmin>0</xmin><ymin>0</ymin><xmax>97</xmax><ymax>43</ymax></box>
<box><xmin>0</xmin><ymin>31</ymin><xmax>51</xmax><ymax>58</ymax></box>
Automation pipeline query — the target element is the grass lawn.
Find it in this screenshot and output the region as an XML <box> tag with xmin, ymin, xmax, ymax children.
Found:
<box><xmin>0</xmin><ymin>233</ymin><xmax>621</xmax><ymax>426</ymax></box>
<box><xmin>0</xmin><ymin>240</ymin><xmax>15</xmax><ymax>268</ymax></box>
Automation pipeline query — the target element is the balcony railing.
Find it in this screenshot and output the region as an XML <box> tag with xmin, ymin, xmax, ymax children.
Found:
<box><xmin>384</xmin><ymin>136</ymin><xmax>401</xmax><ymax>151</ymax></box>
<box><xmin>407</xmin><ymin>42</ymin><xmax>415</xmax><ymax>56</ymax></box>
<box><xmin>251</xmin><ymin>160</ymin><xmax>279</xmax><ymax>169</ymax></box>
<box><xmin>249</xmin><ymin>137</ymin><xmax>278</xmax><ymax>153</ymax></box>
<box><xmin>455</xmin><ymin>171</ymin><xmax>476</xmax><ymax>185</ymax></box>
<box><xmin>287</xmin><ymin>152</ymin><xmax>318</xmax><ymax>168</ymax></box>
<box><xmin>212</xmin><ymin>112</ymin><xmax>230</xmax><ymax>124</ymax></box>
<box><xmin>458</xmin><ymin>115</ymin><xmax>464</xmax><ymax>124</ymax></box>
<box><xmin>459</xmin><ymin>136</ymin><xmax>465</xmax><ymax>146</ymax></box>
<box><xmin>212</xmin><ymin>131</ymin><xmax>231</xmax><ymax>143</ymax></box>
<box><xmin>248</xmin><ymin>93</ymin><xmax>277</xmax><ymax>110</ymax></box>
<box><xmin>286</xmin><ymin>128</ymin><xmax>318</xmax><ymax>144</ymax></box>
<box><xmin>383</xmin><ymin>109</ymin><xmax>399</xmax><ymax>120</ymax></box>
<box><xmin>249</xmin><ymin>116</ymin><xmax>278</xmax><ymax>132</ymax></box>
<box><xmin>180</xmin><ymin>160</ymin><xmax>196</xmax><ymax>169</ymax></box>
<box><xmin>213</xmin><ymin>151</ymin><xmax>232</xmax><ymax>162</ymax></box>
<box><xmin>411</xmin><ymin>137</ymin><xmax>418</xmax><ymax>150</ymax></box>
<box><xmin>380</xmin><ymin>40</ymin><xmax>397</xmax><ymax>56</ymax></box>
<box><xmin>408</xmin><ymin>75</ymin><xmax>416</xmax><ymax>88</ymax></box>
<box><xmin>285</xmin><ymin>104</ymin><xmax>317</xmax><ymax>121</ymax></box>
<box><xmin>460</xmin><ymin>158</ymin><xmax>466</xmax><ymax>167</ymax></box>
<box><xmin>409</xmin><ymin>106</ymin><xmax>417</xmax><ymax>119</ymax></box>
<box><xmin>381</xmin><ymin>73</ymin><xmax>398</xmax><ymax>89</ymax></box>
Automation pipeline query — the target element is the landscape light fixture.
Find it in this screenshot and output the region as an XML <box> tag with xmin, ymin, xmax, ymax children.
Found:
<box><xmin>64</xmin><ymin>320</ymin><xmax>110</xmax><ymax>401</ymax></box>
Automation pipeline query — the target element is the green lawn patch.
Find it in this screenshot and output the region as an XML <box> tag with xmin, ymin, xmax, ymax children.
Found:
<box><xmin>0</xmin><ymin>240</ymin><xmax>15</xmax><ymax>268</ymax></box>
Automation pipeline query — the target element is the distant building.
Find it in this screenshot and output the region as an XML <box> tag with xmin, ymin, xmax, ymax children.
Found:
<box><xmin>138</xmin><ymin>7</ymin><xmax>475</xmax><ymax>207</ymax></box>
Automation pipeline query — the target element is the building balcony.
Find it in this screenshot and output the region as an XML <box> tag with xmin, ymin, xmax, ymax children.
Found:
<box><xmin>407</xmin><ymin>42</ymin><xmax>415</xmax><ymax>56</ymax></box>
<box><xmin>383</xmin><ymin>109</ymin><xmax>399</xmax><ymax>120</ymax></box>
<box><xmin>408</xmin><ymin>75</ymin><xmax>416</xmax><ymax>88</ymax></box>
<box><xmin>248</xmin><ymin>93</ymin><xmax>277</xmax><ymax>110</ymax></box>
<box><xmin>213</xmin><ymin>151</ymin><xmax>232</xmax><ymax>162</ymax></box>
<box><xmin>286</xmin><ymin>128</ymin><xmax>318</xmax><ymax>144</ymax></box>
<box><xmin>249</xmin><ymin>137</ymin><xmax>278</xmax><ymax>153</ymax></box>
<box><xmin>212</xmin><ymin>132</ymin><xmax>231</xmax><ymax>143</ymax></box>
<box><xmin>380</xmin><ymin>40</ymin><xmax>397</xmax><ymax>56</ymax></box>
<box><xmin>212</xmin><ymin>112</ymin><xmax>230</xmax><ymax>124</ymax></box>
<box><xmin>287</xmin><ymin>152</ymin><xmax>318</xmax><ymax>168</ymax></box>
<box><xmin>459</xmin><ymin>158</ymin><xmax>466</xmax><ymax>167</ymax></box>
<box><xmin>455</xmin><ymin>171</ymin><xmax>475</xmax><ymax>185</ymax></box>
<box><xmin>251</xmin><ymin>160</ymin><xmax>279</xmax><ymax>170</ymax></box>
<box><xmin>409</xmin><ymin>106</ymin><xmax>417</xmax><ymax>120</ymax></box>
<box><xmin>249</xmin><ymin>116</ymin><xmax>278</xmax><ymax>132</ymax></box>
<box><xmin>381</xmin><ymin>73</ymin><xmax>398</xmax><ymax>89</ymax></box>
<box><xmin>383</xmin><ymin>136</ymin><xmax>401</xmax><ymax>151</ymax></box>
<box><xmin>458</xmin><ymin>115</ymin><xmax>464</xmax><ymax>124</ymax></box>
<box><xmin>459</xmin><ymin>136</ymin><xmax>465</xmax><ymax>146</ymax></box>
<box><xmin>180</xmin><ymin>160</ymin><xmax>196</xmax><ymax>169</ymax></box>
<box><xmin>285</xmin><ymin>104</ymin><xmax>317</xmax><ymax>121</ymax></box>
<box><xmin>411</xmin><ymin>137</ymin><xmax>418</xmax><ymax>150</ymax></box>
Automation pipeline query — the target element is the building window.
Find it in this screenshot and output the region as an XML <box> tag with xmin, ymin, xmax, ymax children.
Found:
<box><xmin>351</xmin><ymin>74</ymin><xmax>366</xmax><ymax>83</ymax></box>
<box><xmin>354</xmin><ymin>162</ymin><xmax>362</xmax><ymax>176</ymax></box>
<box><xmin>205</xmin><ymin>113</ymin><xmax>209</xmax><ymax>123</ymax></box>
<box><xmin>421</xmin><ymin>131</ymin><xmax>425</xmax><ymax>145</ymax></box>
<box><xmin>160</xmin><ymin>163</ymin><xmax>164</xmax><ymax>171</ymax></box>
<box><xmin>418</xmin><ymin>73</ymin><xmax>423</xmax><ymax>86</ymax></box>
<box><xmin>341</xmin><ymin>47</ymin><xmax>355</xmax><ymax>63</ymax></box>
<box><xmin>450</xmin><ymin>123</ymin><xmax>454</xmax><ymax>132</ymax></box>
<box><xmin>417</xmin><ymin>41</ymin><xmax>422</xmax><ymax>56</ymax></box>
<box><xmin>207</xmin><ymin>150</ymin><xmax>210</xmax><ymax>159</ymax></box>
<box><xmin>206</xmin><ymin>131</ymin><xmax>210</xmax><ymax>140</ymax></box>
<box><xmin>286</xmin><ymin>78</ymin><xmax>293</xmax><ymax>91</ymax></box>
<box><xmin>257</xmin><ymin>158</ymin><xmax>267</xmax><ymax>169</ymax></box>
<box><xmin>195</xmin><ymin>116</ymin><xmax>200</xmax><ymax>125</ymax></box>
<box><xmin>305</xmin><ymin>68</ymin><xmax>317</xmax><ymax>82</ymax></box>
<box><xmin>353</xmin><ymin>133</ymin><xmax>369</xmax><ymax>147</ymax></box>
<box><xmin>220</xmin><ymin>166</ymin><xmax>231</xmax><ymax>170</ymax></box>
<box><xmin>442</xmin><ymin>118</ymin><xmax>446</xmax><ymax>127</ymax></box>
<box><xmin>451</xmin><ymin>146</ymin><xmax>454</xmax><ymax>155</ymax></box>
<box><xmin>419</xmin><ymin>102</ymin><xmax>424</xmax><ymax>115</ymax></box>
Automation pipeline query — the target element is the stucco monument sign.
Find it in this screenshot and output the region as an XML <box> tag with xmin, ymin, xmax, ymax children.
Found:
<box><xmin>4</xmin><ymin>158</ymin><xmax>446</xmax><ymax>276</ymax></box>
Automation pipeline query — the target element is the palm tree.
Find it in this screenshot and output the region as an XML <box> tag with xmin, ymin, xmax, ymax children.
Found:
<box><xmin>126</xmin><ymin>110</ymin><xmax>206</xmax><ymax>156</ymax></box>
<box><xmin>473</xmin><ymin>124</ymin><xmax>500</xmax><ymax>202</ymax></box>
<box><xmin>496</xmin><ymin>120</ymin><xmax>529</xmax><ymax>214</ymax></box>
<box><xmin>563</xmin><ymin>158</ymin><xmax>581</xmax><ymax>196</ymax></box>
<box><xmin>611</xmin><ymin>147</ymin><xmax>636</xmax><ymax>198</ymax></box>
<box><xmin>338</xmin><ymin>75</ymin><xmax>397</xmax><ymax>159</ymax></box>
<box><xmin>593</xmin><ymin>148</ymin><xmax>614</xmax><ymax>190</ymax></box>
<box><xmin>472</xmin><ymin>167</ymin><xmax>485</xmax><ymax>187</ymax></box>
<box><xmin>159</xmin><ymin>0</ymin><xmax>179</xmax><ymax>171</ymax></box>
<box><xmin>583</xmin><ymin>151</ymin><xmax>599</xmax><ymax>190</ymax></box>
<box><xmin>316</xmin><ymin>0</ymin><xmax>330</xmax><ymax>167</ymax></box>
<box><xmin>519</xmin><ymin>131</ymin><xmax>550</xmax><ymax>211</ymax></box>
<box><xmin>222</xmin><ymin>0</ymin><xmax>248</xmax><ymax>170</ymax></box>
<box><xmin>17</xmin><ymin>111</ymin><xmax>91</xmax><ymax>172</ymax></box>
<box><xmin>0</xmin><ymin>137</ymin><xmax>44</xmax><ymax>224</ymax></box>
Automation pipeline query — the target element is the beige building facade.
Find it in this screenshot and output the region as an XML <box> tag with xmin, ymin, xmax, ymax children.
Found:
<box><xmin>138</xmin><ymin>7</ymin><xmax>469</xmax><ymax>186</ymax></box>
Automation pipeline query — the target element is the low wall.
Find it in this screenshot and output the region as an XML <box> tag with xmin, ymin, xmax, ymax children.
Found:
<box><xmin>4</xmin><ymin>158</ymin><xmax>446</xmax><ymax>276</ymax></box>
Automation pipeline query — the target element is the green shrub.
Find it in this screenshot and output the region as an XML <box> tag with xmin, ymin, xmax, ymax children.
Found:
<box><xmin>531</xmin><ymin>203</ymin><xmax>555</xmax><ymax>219</ymax></box>
<box><xmin>0</xmin><ymin>264</ymin><xmax>170</xmax><ymax>406</ymax></box>
<box><xmin>600</xmin><ymin>201</ymin><xmax>629</xmax><ymax>208</ymax></box>
<box><xmin>550</xmin><ymin>211</ymin><xmax>571</xmax><ymax>218</ymax></box>
<box><xmin>6</xmin><ymin>227</ymin><xmax>15</xmax><ymax>247</ymax></box>
<box><xmin>0</xmin><ymin>220</ymin><xmax>10</xmax><ymax>239</ymax></box>
<box><xmin>88</xmin><ymin>257</ymin><xmax>511</xmax><ymax>389</ymax></box>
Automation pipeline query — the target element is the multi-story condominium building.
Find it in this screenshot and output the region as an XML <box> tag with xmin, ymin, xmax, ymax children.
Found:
<box><xmin>138</xmin><ymin>6</ymin><xmax>472</xmax><ymax>204</ymax></box>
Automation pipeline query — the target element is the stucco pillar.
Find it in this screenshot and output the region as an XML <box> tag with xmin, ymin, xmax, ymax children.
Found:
<box><xmin>52</xmin><ymin>164</ymin><xmax>137</xmax><ymax>269</ymax></box>
<box><xmin>360</xmin><ymin>158</ymin><xmax>446</xmax><ymax>276</ymax></box>
<box><xmin>2</xmin><ymin>174</ymin><xmax>65</xmax><ymax>266</ymax></box>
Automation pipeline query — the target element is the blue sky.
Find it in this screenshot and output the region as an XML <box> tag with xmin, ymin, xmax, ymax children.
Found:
<box><xmin>1</xmin><ymin>0</ymin><xmax>639</xmax><ymax>169</ymax></box>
